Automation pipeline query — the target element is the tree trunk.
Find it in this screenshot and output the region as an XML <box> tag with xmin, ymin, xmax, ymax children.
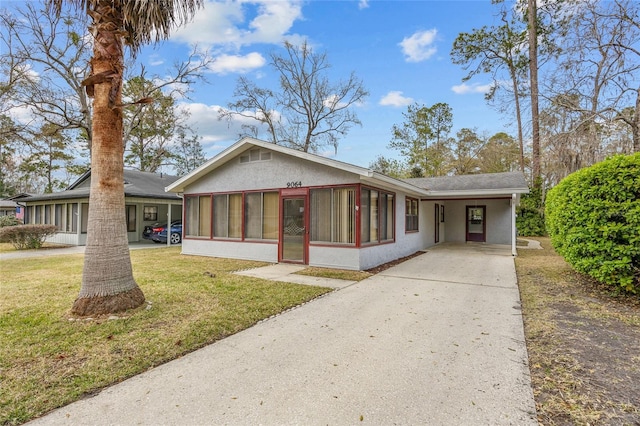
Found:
<box><xmin>509</xmin><ymin>66</ymin><xmax>526</xmax><ymax>173</ymax></box>
<box><xmin>634</xmin><ymin>86</ymin><xmax>640</xmax><ymax>153</ymax></box>
<box><xmin>71</xmin><ymin>2</ymin><xmax>144</xmax><ymax>316</ymax></box>
<box><xmin>528</xmin><ymin>0</ymin><xmax>541</xmax><ymax>182</ymax></box>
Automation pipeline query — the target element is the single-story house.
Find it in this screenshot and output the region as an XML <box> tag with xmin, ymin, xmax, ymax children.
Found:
<box><xmin>0</xmin><ymin>199</ymin><xmax>18</xmax><ymax>217</ymax></box>
<box><xmin>20</xmin><ymin>169</ymin><xmax>182</xmax><ymax>246</ymax></box>
<box><xmin>0</xmin><ymin>193</ymin><xmax>31</xmax><ymax>219</ymax></box>
<box><xmin>166</xmin><ymin>137</ymin><xmax>529</xmax><ymax>271</ymax></box>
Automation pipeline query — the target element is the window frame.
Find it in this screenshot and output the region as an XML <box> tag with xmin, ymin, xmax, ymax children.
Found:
<box><xmin>143</xmin><ymin>206</ymin><xmax>158</xmax><ymax>221</ymax></box>
<box><xmin>405</xmin><ymin>197</ymin><xmax>419</xmax><ymax>233</ymax></box>
<box><xmin>126</xmin><ymin>205</ymin><xmax>136</xmax><ymax>232</ymax></box>
<box><xmin>360</xmin><ymin>186</ymin><xmax>395</xmax><ymax>246</ymax></box>
<box><xmin>310</xmin><ymin>186</ymin><xmax>357</xmax><ymax>246</ymax></box>
<box><xmin>184</xmin><ymin>195</ymin><xmax>212</xmax><ymax>238</ymax></box>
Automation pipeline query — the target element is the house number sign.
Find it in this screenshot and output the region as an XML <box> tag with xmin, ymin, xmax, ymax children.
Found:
<box><xmin>286</xmin><ymin>181</ymin><xmax>302</xmax><ymax>188</ymax></box>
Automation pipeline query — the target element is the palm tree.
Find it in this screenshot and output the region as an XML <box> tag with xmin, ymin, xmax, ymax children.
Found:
<box><xmin>48</xmin><ymin>0</ymin><xmax>203</xmax><ymax>316</ymax></box>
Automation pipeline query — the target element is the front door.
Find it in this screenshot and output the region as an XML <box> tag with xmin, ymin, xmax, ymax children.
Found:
<box><xmin>280</xmin><ymin>196</ymin><xmax>307</xmax><ymax>264</ymax></box>
<box><xmin>466</xmin><ymin>205</ymin><xmax>486</xmax><ymax>242</ymax></box>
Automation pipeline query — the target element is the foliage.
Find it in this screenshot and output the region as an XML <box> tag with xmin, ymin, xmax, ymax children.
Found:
<box><xmin>0</xmin><ymin>215</ymin><xmax>20</xmax><ymax>227</ymax></box>
<box><xmin>516</xmin><ymin>179</ymin><xmax>546</xmax><ymax>237</ymax></box>
<box><xmin>545</xmin><ymin>154</ymin><xmax>640</xmax><ymax>293</ymax></box>
<box><xmin>171</xmin><ymin>128</ymin><xmax>207</xmax><ymax>176</ymax></box>
<box><xmin>388</xmin><ymin>102</ymin><xmax>453</xmax><ymax>177</ymax></box>
<box><xmin>223</xmin><ymin>40</ymin><xmax>369</xmax><ymax>153</ymax></box>
<box><xmin>368</xmin><ymin>155</ymin><xmax>408</xmax><ymax>179</ymax></box>
<box><xmin>123</xmin><ymin>76</ymin><xmax>179</xmax><ymax>172</ymax></box>
<box><xmin>0</xmin><ymin>224</ymin><xmax>57</xmax><ymax>249</ymax></box>
<box><xmin>450</xmin><ymin>5</ymin><xmax>528</xmax><ymax>172</ymax></box>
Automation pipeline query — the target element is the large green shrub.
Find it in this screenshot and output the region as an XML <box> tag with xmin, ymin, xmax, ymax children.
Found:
<box><xmin>546</xmin><ymin>153</ymin><xmax>640</xmax><ymax>293</ymax></box>
<box><xmin>0</xmin><ymin>224</ymin><xmax>58</xmax><ymax>250</ymax></box>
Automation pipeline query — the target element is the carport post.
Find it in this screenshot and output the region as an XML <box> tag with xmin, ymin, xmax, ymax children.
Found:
<box><xmin>167</xmin><ymin>202</ymin><xmax>172</xmax><ymax>246</ymax></box>
<box><xmin>511</xmin><ymin>193</ymin><xmax>517</xmax><ymax>256</ymax></box>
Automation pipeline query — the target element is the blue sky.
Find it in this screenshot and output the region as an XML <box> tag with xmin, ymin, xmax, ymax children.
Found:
<box><xmin>132</xmin><ymin>0</ymin><xmax>517</xmax><ymax>168</ymax></box>
<box><xmin>6</xmin><ymin>0</ymin><xmax>518</xmax><ymax>169</ymax></box>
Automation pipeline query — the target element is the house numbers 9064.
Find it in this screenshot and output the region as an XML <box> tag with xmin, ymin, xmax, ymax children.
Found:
<box><xmin>286</xmin><ymin>181</ymin><xmax>302</xmax><ymax>188</ymax></box>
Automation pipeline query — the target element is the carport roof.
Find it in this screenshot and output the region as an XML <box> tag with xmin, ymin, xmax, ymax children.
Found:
<box><xmin>406</xmin><ymin>172</ymin><xmax>529</xmax><ymax>198</ymax></box>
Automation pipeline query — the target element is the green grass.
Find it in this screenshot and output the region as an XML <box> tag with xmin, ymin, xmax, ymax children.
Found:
<box><xmin>0</xmin><ymin>247</ymin><xmax>332</xmax><ymax>425</ymax></box>
<box><xmin>294</xmin><ymin>266</ymin><xmax>372</xmax><ymax>282</ymax></box>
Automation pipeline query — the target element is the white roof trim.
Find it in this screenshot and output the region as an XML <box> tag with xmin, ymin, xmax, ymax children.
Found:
<box><xmin>424</xmin><ymin>188</ymin><xmax>529</xmax><ymax>198</ymax></box>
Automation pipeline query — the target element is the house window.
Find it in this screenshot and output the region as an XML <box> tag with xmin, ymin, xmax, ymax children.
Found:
<box><xmin>126</xmin><ymin>205</ymin><xmax>136</xmax><ymax>232</ymax></box>
<box><xmin>67</xmin><ymin>203</ymin><xmax>78</xmax><ymax>232</ymax></box>
<box><xmin>54</xmin><ymin>204</ymin><xmax>65</xmax><ymax>231</ymax></box>
<box><xmin>244</xmin><ymin>192</ymin><xmax>279</xmax><ymax>240</ymax></box>
<box><xmin>310</xmin><ymin>187</ymin><xmax>356</xmax><ymax>245</ymax></box>
<box><xmin>405</xmin><ymin>198</ymin><xmax>419</xmax><ymax>232</ymax></box>
<box><xmin>143</xmin><ymin>206</ymin><xmax>158</xmax><ymax>221</ymax></box>
<box><xmin>213</xmin><ymin>193</ymin><xmax>242</xmax><ymax>238</ymax></box>
<box><xmin>239</xmin><ymin>148</ymin><xmax>272</xmax><ymax>164</ymax></box>
<box><xmin>35</xmin><ymin>205</ymin><xmax>43</xmax><ymax>224</ymax></box>
<box><xmin>361</xmin><ymin>187</ymin><xmax>394</xmax><ymax>244</ymax></box>
<box><xmin>185</xmin><ymin>195</ymin><xmax>211</xmax><ymax>237</ymax></box>
<box><xmin>44</xmin><ymin>205</ymin><xmax>52</xmax><ymax>225</ymax></box>
<box><xmin>81</xmin><ymin>203</ymin><xmax>89</xmax><ymax>233</ymax></box>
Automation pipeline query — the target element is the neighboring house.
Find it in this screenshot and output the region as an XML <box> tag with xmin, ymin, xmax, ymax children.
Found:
<box><xmin>0</xmin><ymin>199</ymin><xmax>18</xmax><ymax>217</ymax></box>
<box><xmin>166</xmin><ymin>137</ymin><xmax>529</xmax><ymax>271</ymax></box>
<box><xmin>20</xmin><ymin>170</ymin><xmax>182</xmax><ymax>246</ymax></box>
<box><xmin>0</xmin><ymin>194</ymin><xmax>31</xmax><ymax>219</ymax></box>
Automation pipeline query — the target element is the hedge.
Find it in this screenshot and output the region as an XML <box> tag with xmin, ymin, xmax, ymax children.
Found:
<box><xmin>0</xmin><ymin>224</ymin><xmax>58</xmax><ymax>250</ymax></box>
<box><xmin>545</xmin><ymin>153</ymin><xmax>640</xmax><ymax>293</ymax></box>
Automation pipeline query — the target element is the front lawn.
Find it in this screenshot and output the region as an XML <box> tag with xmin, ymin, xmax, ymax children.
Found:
<box><xmin>516</xmin><ymin>237</ymin><xmax>640</xmax><ymax>424</ymax></box>
<box><xmin>0</xmin><ymin>247</ymin><xmax>332</xmax><ymax>425</ymax></box>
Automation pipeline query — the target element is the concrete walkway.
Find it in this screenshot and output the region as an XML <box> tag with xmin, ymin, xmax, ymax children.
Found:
<box><xmin>235</xmin><ymin>263</ymin><xmax>358</xmax><ymax>289</ymax></box>
<box><xmin>28</xmin><ymin>244</ymin><xmax>537</xmax><ymax>425</ymax></box>
<box><xmin>0</xmin><ymin>242</ymin><xmax>172</xmax><ymax>261</ymax></box>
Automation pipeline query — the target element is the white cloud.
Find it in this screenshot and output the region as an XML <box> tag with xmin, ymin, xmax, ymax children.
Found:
<box><xmin>171</xmin><ymin>0</ymin><xmax>303</xmax><ymax>49</ymax></box>
<box><xmin>379</xmin><ymin>91</ymin><xmax>414</xmax><ymax>107</ymax></box>
<box><xmin>451</xmin><ymin>82</ymin><xmax>493</xmax><ymax>95</ymax></box>
<box><xmin>399</xmin><ymin>29</ymin><xmax>438</xmax><ymax>62</ymax></box>
<box><xmin>148</xmin><ymin>54</ymin><xmax>164</xmax><ymax>66</ymax></box>
<box><xmin>358</xmin><ymin>0</ymin><xmax>369</xmax><ymax>10</ymax></box>
<box><xmin>209</xmin><ymin>52</ymin><xmax>266</xmax><ymax>74</ymax></box>
<box><xmin>323</xmin><ymin>94</ymin><xmax>350</xmax><ymax>110</ymax></box>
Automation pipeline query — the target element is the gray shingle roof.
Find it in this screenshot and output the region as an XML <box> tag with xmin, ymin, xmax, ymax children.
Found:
<box><xmin>23</xmin><ymin>169</ymin><xmax>181</xmax><ymax>202</ymax></box>
<box><xmin>405</xmin><ymin>171</ymin><xmax>528</xmax><ymax>192</ymax></box>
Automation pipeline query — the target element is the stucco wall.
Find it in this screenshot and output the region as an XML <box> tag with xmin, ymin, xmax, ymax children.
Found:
<box><xmin>182</xmin><ymin>239</ymin><xmax>279</xmax><ymax>263</ymax></box>
<box><xmin>443</xmin><ymin>198</ymin><xmax>512</xmax><ymax>245</ymax></box>
<box><xmin>184</xmin><ymin>150</ymin><xmax>359</xmax><ymax>194</ymax></box>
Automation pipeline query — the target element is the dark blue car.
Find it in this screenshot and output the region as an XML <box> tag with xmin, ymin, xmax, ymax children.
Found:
<box><xmin>143</xmin><ymin>220</ymin><xmax>182</xmax><ymax>244</ymax></box>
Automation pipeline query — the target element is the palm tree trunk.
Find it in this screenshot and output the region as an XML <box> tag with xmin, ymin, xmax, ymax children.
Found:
<box><xmin>72</xmin><ymin>1</ymin><xmax>144</xmax><ymax>316</ymax></box>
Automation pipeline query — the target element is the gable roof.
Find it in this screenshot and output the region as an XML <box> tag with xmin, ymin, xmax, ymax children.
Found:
<box><xmin>166</xmin><ymin>137</ymin><xmax>430</xmax><ymax>197</ymax></box>
<box><xmin>23</xmin><ymin>169</ymin><xmax>181</xmax><ymax>202</ymax></box>
<box><xmin>406</xmin><ymin>172</ymin><xmax>529</xmax><ymax>198</ymax></box>
<box><xmin>166</xmin><ymin>137</ymin><xmax>529</xmax><ymax>199</ymax></box>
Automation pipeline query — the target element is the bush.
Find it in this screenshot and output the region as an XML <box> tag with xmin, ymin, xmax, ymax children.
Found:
<box><xmin>516</xmin><ymin>180</ymin><xmax>546</xmax><ymax>236</ymax></box>
<box><xmin>546</xmin><ymin>153</ymin><xmax>640</xmax><ymax>293</ymax></box>
<box><xmin>0</xmin><ymin>224</ymin><xmax>58</xmax><ymax>250</ymax></box>
<box><xmin>0</xmin><ymin>215</ymin><xmax>21</xmax><ymax>227</ymax></box>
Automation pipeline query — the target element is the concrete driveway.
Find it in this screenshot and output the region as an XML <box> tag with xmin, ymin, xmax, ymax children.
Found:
<box><xmin>28</xmin><ymin>243</ymin><xmax>537</xmax><ymax>425</ymax></box>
